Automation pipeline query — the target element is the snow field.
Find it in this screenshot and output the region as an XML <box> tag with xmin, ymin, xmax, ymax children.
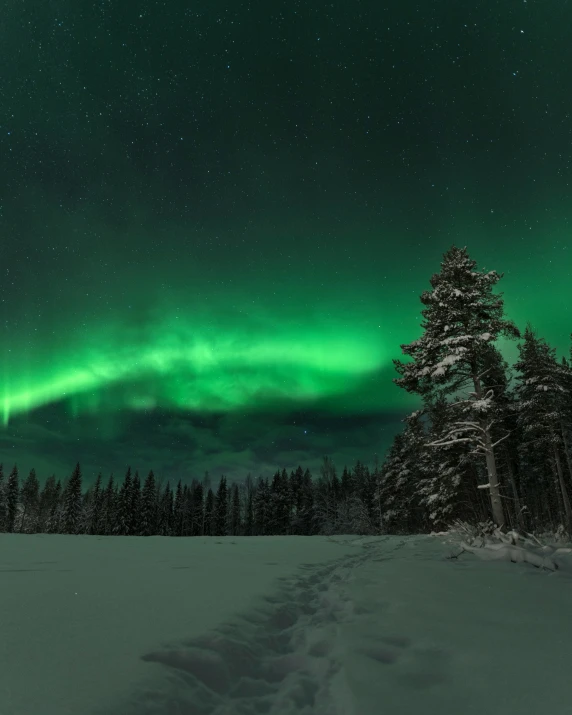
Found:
<box><xmin>0</xmin><ymin>534</ymin><xmax>359</xmax><ymax>715</ymax></box>
<box><xmin>0</xmin><ymin>533</ymin><xmax>571</xmax><ymax>715</ymax></box>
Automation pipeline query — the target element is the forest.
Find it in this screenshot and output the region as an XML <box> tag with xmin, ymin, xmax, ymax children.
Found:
<box><xmin>0</xmin><ymin>247</ymin><xmax>571</xmax><ymax>538</ymax></box>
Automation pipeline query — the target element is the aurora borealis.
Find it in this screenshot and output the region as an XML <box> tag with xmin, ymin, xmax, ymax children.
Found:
<box><xmin>1</xmin><ymin>1</ymin><xmax>571</xmax><ymax>483</ymax></box>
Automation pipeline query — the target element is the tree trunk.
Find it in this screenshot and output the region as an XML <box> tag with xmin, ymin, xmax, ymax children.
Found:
<box><xmin>553</xmin><ymin>444</ymin><xmax>572</xmax><ymax>533</ymax></box>
<box><xmin>473</xmin><ymin>373</ymin><xmax>505</xmax><ymax>528</ymax></box>
<box><xmin>504</xmin><ymin>449</ymin><xmax>525</xmax><ymax>531</ymax></box>
<box><xmin>560</xmin><ymin>422</ymin><xmax>572</xmax><ymax>485</ymax></box>
<box><xmin>483</xmin><ymin>427</ymin><xmax>505</xmax><ymax>527</ymax></box>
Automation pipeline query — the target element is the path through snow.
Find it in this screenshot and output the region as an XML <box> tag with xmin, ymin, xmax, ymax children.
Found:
<box><xmin>109</xmin><ymin>536</ymin><xmax>572</xmax><ymax>715</ymax></box>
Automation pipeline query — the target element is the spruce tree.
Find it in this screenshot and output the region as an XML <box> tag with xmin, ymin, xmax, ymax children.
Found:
<box><xmin>376</xmin><ymin>414</ymin><xmax>427</xmax><ymax>533</ymax></box>
<box><xmin>350</xmin><ymin>461</ymin><xmax>375</xmax><ymax>534</ymax></box>
<box><xmin>230</xmin><ymin>483</ymin><xmax>241</xmax><ymax>535</ymax></box>
<box><xmin>314</xmin><ymin>457</ymin><xmax>338</xmax><ymax>533</ymax></box>
<box><xmin>158</xmin><ymin>482</ymin><xmax>174</xmax><ymax>536</ymax></box>
<box><xmin>0</xmin><ymin>464</ymin><xmax>6</xmax><ymax>532</ymax></box>
<box><xmin>253</xmin><ymin>477</ymin><xmax>270</xmax><ymax>535</ymax></box>
<box><xmin>203</xmin><ymin>487</ymin><xmax>215</xmax><ymax>535</ymax></box>
<box><xmin>298</xmin><ymin>469</ymin><xmax>315</xmax><ymax>535</ymax></box>
<box><xmin>479</xmin><ymin>344</ymin><xmax>526</xmax><ymax>529</ymax></box>
<box><xmin>191</xmin><ymin>481</ymin><xmax>204</xmax><ymax>536</ymax></box>
<box><xmin>130</xmin><ymin>471</ymin><xmax>142</xmax><ymax>535</ymax></box>
<box><xmin>87</xmin><ymin>473</ymin><xmax>104</xmax><ymax>535</ymax></box>
<box><xmin>114</xmin><ymin>467</ymin><xmax>133</xmax><ymax>535</ymax></box>
<box><xmin>288</xmin><ymin>466</ymin><xmax>305</xmax><ymax>532</ymax></box>
<box><xmin>6</xmin><ymin>465</ymin><xmax>19</xmax><ymax>533</ymax></box>
<box><xmin>36</xmin><ymin>475</ymin><xmax>54</xmax><ymax>532</ymax></box>
<box><xmin>101</xmin><ymin>476</ymin><xmax>117</xmax><ymax>535</ymax></box>
<box><xmin>62</xmin><ymin>463</ymin><xmax>83</xmax><ymax>534</ymax></box>
<box><xmin>46</xmin><ymin>479</ymin><xmax>63</xmax><ymax>533</ymax></box>
<box><xmin>243</xmin><ymin>475</ymin><xmax>254</xmax><ymax>536</ymax></box>
<box><xmin>173</xmin><ymin>480</ymin><xmax>184</xmax><ymax>536</ymax></box>
<box><xmin>559</xmin><ymin>354</ymin><xmax>572</xmax><ymax>484</ymax></box>
<box><xmin>214</xmin><ymin>476</ymin><xmax>228</xmax><ymax>536</ymax></box>
<box><xmin>140</xmin><ymin>470</ymin><xmax>157</xmax><ymax>536</ymax></box>
<box><xmin>182</xmin><ymin>484</ymin><xmax>192</xmax><ymax>536</ymax></box>
<box><xmin>336</xmin><ymin>465</ymin><xmax>356</xmax><ymax>532</ymax></box>
<box><xmin>20</xmin><ymin>468</ymin><xmax>40</xmax><ymax>533</ymax></box>
<box><xmin>421</xmin><ymin>397</ymin><xmax>476</xmax><ymax>527</ymax></box>
<box><xmin>269</xmin><ymin>469</ymin><xmax>291</xmax><ymax>534</ymax></box>
<box><xmin>394</xmin><ymin>246</ymin><xmax>520</xmax><ymax>527</ymax></box>
<box><xmin>515</xmin><ymin>327</ymin><xmax>572</xmax><ymax>533</ymax></box>
<box><xmin>78</xmin><ymin>488</ymin><xmax>92</xmax><ymax>535</ymax></box>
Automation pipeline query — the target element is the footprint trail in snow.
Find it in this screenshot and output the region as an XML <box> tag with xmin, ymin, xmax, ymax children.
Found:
<box><xmin>109</xmin><ymin>535</ymin><xmax>572</xmax><ymax>715</ymax></box>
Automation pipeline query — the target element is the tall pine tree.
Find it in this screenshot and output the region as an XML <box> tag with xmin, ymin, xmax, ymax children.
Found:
<box><xmin>394</xmin><ymin>246</ymin><xmax>520</xmax><ymax>527</ymax></box>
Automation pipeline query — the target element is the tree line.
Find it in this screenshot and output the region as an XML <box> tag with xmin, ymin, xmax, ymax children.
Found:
<box><xmin>0</xmin><ymin>458</ymin><xmax>382</xmax><ymax>537</ymax></box>
<box><xmin>0</xmin><ymin>246</ymin><xmax>571</xmax><ymax>537</ymax></box>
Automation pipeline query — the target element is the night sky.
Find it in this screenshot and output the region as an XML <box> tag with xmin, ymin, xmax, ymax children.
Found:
<box><xmin>1</xmin><ymin>1</ymin><xmax>571</xmax><ymax>484</ymax></box>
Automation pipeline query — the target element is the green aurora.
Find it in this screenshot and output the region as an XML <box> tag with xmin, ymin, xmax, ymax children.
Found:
<box><xmin>1</xmin><ymin>0</ymin><xmax>571</xmax><ymax>481</ymax></box>
<box><xmin>1</xmin><ymin>309</ymin><xmax>395</xmax><ymax>425</ymax></box>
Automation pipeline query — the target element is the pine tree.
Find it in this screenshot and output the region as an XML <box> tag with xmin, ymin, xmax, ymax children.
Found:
<box><xmin>78</xmin><ymin>488</ymin><xmax>92</xmax><ymax>535</ymax></box>
<box><xmin>46</xmin><ymin>480</ymin><xmax>63</xmax><ymax>533</ymax></box>
<box><xmin>269</xmin><ymin>469</ymin><xmax>291</xmax><ymax>534</ymax></box>
<box><xmin>6</xmin><ymin>465</ymin><xmax>19</xmax><ymax>533</ymax></box>
<box><xmin>0</xmin><ymin>464</ymin><xmax>6</xmax><ymax>532</ymax></box>
<box><xmin>100</xmin><ymin>476</ymin><xmax>117</xmax><ymax>535</ymax></box>
<box><xmin>515</xmin><ymin>327</ymin><xmax>572</xmax><ymax>533</ymax></box>
<box><xmin>479</xmin><ymin>344</ymin><xmax>526</xmax><ymax>530</ymax></box>
<box><xmin>243</xmin><ymin>474</ymin><xmax>254</xmax><ymax>536</ymax></box>
<box><xmin>214</xmin><ymin>476</ymin><xmax>228</xmax><ymax>536</ymax></box>
<box><xmin>173</xmin><ymin>480</ymin><xmax>184</xmax><ymax>536</ymax></box>
<box><xmin>140</xmin><ymin>470</ymin><xmax>157</xmax><ymax>536</ymax></box>
<box><xmin>421</xmin><ymin>397</ymin><xmax>477</xmax><ymax>527</ymax></box>
<box><xmin>349</xmin><ymin>461</ymin><xmax>376</xmax><ymax>534</ymax></box>
<box><xmin>62</xmin><ymin>463</ymin><xmax>83</xmax><ymax>534</ymax></box>
<box><xmin>182</xmin><ymin>484</ymin><xmax>193</xmax><ymax>536</ymax></box>
<box><xmin>288</xmin><ymin>466</ymin><xmax>305</xmax><ymax>532</ymax></box>
<box><xmin>191</xmin><ymin>481</ymin><xmax>204</xmax><ymax>536</ymax></box>
<box><xmin>559</xmin><ymin>354</ymin><xmax>572</xmax><ymax>485</ymax></box>
<box><xmin>87</xmin><ymin>474</ymin><xmax>104</xmax><ymax>535</ymax></box>
<box><xmin>297</xmin><ymin>469</ymin><xmax>315</xmax><ymax>535</ymax></box>
<box><xmin>37</xmin><ymin>475</ymin><xmax>56</xmax><ymax>532</ymax></box>
<box><xmin>20</xmin><ymin>468</ymin><xmax>40</xmax><ymax>533</ymax></box>
<box><xmin>394</xmin><ymin>246</ymin><xmax>520</xmax><ymax>527</ymax></box>
<box><xmin>253</xmin><ymin>477</ymin><xmax>270</xmax><ymax>535</ymax></box>
<box><xmin>313</xmin><ymin>457</ymin><xmax>338</xmax><ymax>533</ymax></box>
<box><xmin>114</xmin><ymin>467</ymin><xmax>133</xmax><ymax>535</ymax></box>
<box><xmin>556</xmin><ymin>346</ymin><xmax>572</xmax><ymax>487</ymax></box>
<box><xmin>336</xmin><ymin>465</ymin><xmax>356</xmax><ymax>532</ymax></box>
<box><xmin>230</xmin><ymin>483</ymin><xmax>241</xmax><ymax>535</ymax></box>
<box><xmin>130</xmin><ymin>471</ymin><xmax>142</xmax><ymax>535</ymax></box>
<box><xmin>157</xmin><ymin>482</ymin><xmax>174</xmax><ymax>536</ymax></box>
<box><xmin>204</xmin><ymin>488</ymin><xmax>215</xmax><ymax>536</ymax></box>
<box><xmin>376</xmin><ymin>415</ymin><xmax>428</xmax><ymax>534</ymax></box>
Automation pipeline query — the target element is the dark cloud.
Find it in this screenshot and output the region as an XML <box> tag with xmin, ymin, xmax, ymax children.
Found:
<box><xmin>1</xmin><ymin>403</ymin><xmax>403</xmax><ymax>485</ymax></box>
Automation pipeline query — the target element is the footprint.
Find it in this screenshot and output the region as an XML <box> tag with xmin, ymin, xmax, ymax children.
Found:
<box><xmin>307</xmin><ymin>639</ymin><xmax>334</xmax><ymax>657</ymax></box>
<box><xmin>141</xmin><ymin>648</ymin><xmax>231</xmax><ymax>695</ymax></box>
<box><xmin>358</xmin><ymin>645</ymin><xmax>400</xmax><ymax>664</ymax></box>
<box><xmin>380</xmin><ymin>635</ymin><xmax>412</xmax><ymax>648</ymax></box>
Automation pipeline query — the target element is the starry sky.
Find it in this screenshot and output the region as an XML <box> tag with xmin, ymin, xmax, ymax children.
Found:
<box><xmin>1</xmin><ymin>0</ymin><xmax>571</xmax><ymax>484</ymax></box>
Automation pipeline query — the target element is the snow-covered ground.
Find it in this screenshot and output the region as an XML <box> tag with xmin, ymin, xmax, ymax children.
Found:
<box><xmin>0</xmin><ymin>533</ymin><xmax>571</xmax><ymax>715</ymax></box>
